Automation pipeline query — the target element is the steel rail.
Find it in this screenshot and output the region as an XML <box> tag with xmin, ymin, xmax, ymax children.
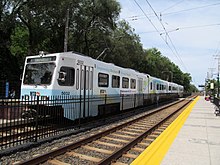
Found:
<box><xmin>98</xmin><ymin>97</ymin><xmax>194</xmax><ymax>164</ymax></box>
<box><xmin>16</xmin><ymin>96</ymin><xmax>196</xmax><ymax>165</ymax></box>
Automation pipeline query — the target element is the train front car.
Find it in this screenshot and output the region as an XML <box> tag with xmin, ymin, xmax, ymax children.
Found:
<box><xmin>20</xmin><ymin>52</ymin><xmax>64</xmax><ymax>119</ymax></box>
<box><xmin>21</xmin><ymin>53</ymin><xmax>57</xmax><ymax>99</ymax></box>
<box><xmin>21</xmin><ymin>52</ymin><xmax>85</xmax><ymax>120</ymax></box>
<box><xmin>20</xmin><ymin>51</ymin><xmax>95</xmax><ymax>121</ymax></box>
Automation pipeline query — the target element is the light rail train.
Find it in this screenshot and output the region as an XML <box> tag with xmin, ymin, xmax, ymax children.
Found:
<box><xmin>20</xmin><ymin>51</ymin><xmax>184</xmax><ymax>120</ymax></box>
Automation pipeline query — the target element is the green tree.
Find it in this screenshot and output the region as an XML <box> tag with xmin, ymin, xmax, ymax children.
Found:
<box><xmin>17</xmin><ymin>0</ymin><xmax>73</xmax><ymax>54</ymax></box>
<box><xmin>10</xmin><ymin>25</ymin><xmax>29</xmax><ymax>67</ymax></box>
<box><xmin>0</xmin><ymin>0</ymin><xmax>27</xmax><ymax>80</ymax></box>
<box><xmin>105</xmin><ymin>20</ymin><xmax>144</xmax><ymax>69</ymax></box>
<box><xmin>68</xmin><ymin>0</ymin><xmax>121</xmax><ymax>57</ymax></box>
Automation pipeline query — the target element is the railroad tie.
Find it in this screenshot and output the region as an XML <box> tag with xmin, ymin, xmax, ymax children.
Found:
<box><xmin>47</xmin><ymin>159</ymin><xmax>70</xmax><ymax>165</ymax></box>
<box><xmin>66</xmin><ymin>151</ymin><xmax>102</xmax><ymax>162</ymax></box>
<box><xmin>82</xmin><ymin>145</ymin><xmax>113</xmax><ymax>154</ymax></box>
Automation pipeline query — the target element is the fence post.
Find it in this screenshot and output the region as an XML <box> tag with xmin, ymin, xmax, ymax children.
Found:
<box><xmin>104</xmin><ymin>94</ymin><xmax>107</xmax><ymax>116</ymax></box>
<box><xmin>218</xmin><ymin>98</ymin><xmax>220</xmax><ymax>110</ymax></box>
<box><xmin>122</xmin><ymin>94</ymin><xmax>124</xmax><ymax>111</ymax></box>
<box><xmin>79</xmin><ymin>95</ymin><xmax>82</xmax><ymax>128</ymax></box>
<box><xmin>134</xmin><ymin>94</ymin><xmax>136</xmax><ymax>108</ymax></box>
<box><xmin>35</xmin><ymin>96</ymin><xmax>39</xmax><ymax>142</ymax></box>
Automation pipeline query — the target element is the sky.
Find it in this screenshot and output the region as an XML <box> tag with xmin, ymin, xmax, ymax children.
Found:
<box><xmin>118</xmin><ymin>0</ymin><xmax>220</xmax><ymax>89</ymax></box>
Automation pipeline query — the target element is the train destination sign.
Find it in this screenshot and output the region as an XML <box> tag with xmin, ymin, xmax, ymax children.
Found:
<box><xmin>27</xmin><ymin>56</ymin><xmax>56</xmax><ymax>63</ymax></box>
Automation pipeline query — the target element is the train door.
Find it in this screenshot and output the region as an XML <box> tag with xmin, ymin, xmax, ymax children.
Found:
<box><xmin>138</xmin><ymin>78</ymin><xmax>143</xmax><ymax>93</ymax></box>
<box><xmin>76</xmin><ymin>64</ymin><xmax>94</xmax><ymax>118</ymax></box>
<box><xmin>137</xmin><ymin>78</ymin><xmax>143</xmax><ymax>106</ymax></box>
<box><xmin>57</xmin><ymin>57</ymin><xmax>76</xmax><ymax>94</ymax></box>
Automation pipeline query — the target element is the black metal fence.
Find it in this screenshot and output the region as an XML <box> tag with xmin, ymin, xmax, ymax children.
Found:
<box><xmin>0</xmin><ymin>93</ymin><xmax>177</xmax><ymax>153</ymax></box>
<box><xmin>213</xmin><ymin>97</ymin><xmax>220</xmax><ymax>116</ymax></box>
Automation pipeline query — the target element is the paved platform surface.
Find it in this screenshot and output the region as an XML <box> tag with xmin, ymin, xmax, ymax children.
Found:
<box><xmin>161</xmin><ymin>96</ymin><xmax>220</xmax><ymax>165</ymax></box>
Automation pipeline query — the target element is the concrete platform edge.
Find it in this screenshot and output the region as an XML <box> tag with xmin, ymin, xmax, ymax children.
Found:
<box><xmin>131</xmin><ymin>96</ymin><xmax>199</xmax><ymax>165</ymax></box>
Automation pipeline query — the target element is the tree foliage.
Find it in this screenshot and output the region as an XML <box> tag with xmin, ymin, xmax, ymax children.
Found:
<box><xmin>0</xmin><ymin>0</ymin><xmax>194</xmax><ymax>93</ymax></box>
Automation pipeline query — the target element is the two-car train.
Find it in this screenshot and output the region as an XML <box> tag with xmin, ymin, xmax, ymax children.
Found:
<box><xmin>20</xmin><ymin>51</ymin><xmax>184</xmax><ymax>120</ymax></box>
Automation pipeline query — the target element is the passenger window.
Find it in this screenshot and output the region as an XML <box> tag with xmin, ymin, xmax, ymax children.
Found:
<box><xmin>86</xmin><ymin>70</ymin><xmax>89</xmax><ymax>89</ymax></box>
<box><xmin>150</xmin><ymin>82</ymin><xmax>153</xmax><ymax>90</ymax></box>
<box><xmin>90</xmin><ymin>70</ymin><xmax>93</xmax><ymax>90</ymax></box>
<box><xmin>122</xmin><ymin>77</ymin><xmax>129</xmax><ymax>88</ymax></box>
<box><xmin>81</xmin><ymin>69</ymin><xmax>84</xmax><ymax>90</ymax></box>
<box><xmin>169</xmin><ymin>86</ymin><xmax>171</xmax><ymax>91</ymax></box>
<box><xmin>76</xmin><ymin>69</ymin><xmax>79</xmax><ymax>90</ymax></box>
<box><xmin>98</xmin><ymin>73</ymin><xmax>109</xmax><ymax>87</ymax></box>
<box><xmin>130</xmin><ymin>79</ymin><xmax>136</xmax><ymax>89</ymax></box>
<box><xmin>112</xmin><ymin>75</ymin><xmax>120</xmax><ymax>88</ymax></box>
<box><xmin>58</xmin><ymin>67</ymin><xmax>75</xmax><ymax>86</ymax></box>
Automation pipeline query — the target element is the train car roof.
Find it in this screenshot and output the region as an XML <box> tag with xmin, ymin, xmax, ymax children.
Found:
<box><xmin>25</xmin><ymin>51</ymin><xmax>163</xmax><ymax>81</ymax></box>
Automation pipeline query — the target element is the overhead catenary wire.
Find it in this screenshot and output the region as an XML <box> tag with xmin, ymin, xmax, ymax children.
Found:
<box><xmin>122</xmin><ymin>1</ymin><xmax>219</xmax><ymax>86</ymax></box>
<box><xmin>132</xmin><ymin>0</ymin><xmax>184</xmax><ymax>73</ymax></box>
<box><xmin>146</xmin><ymin>0</ymin><xmax>189</xmax><ymax>73</ymax></box>
<box><xmin>138</xmin><ymin>23</ymin><xmax>220</xmax><ymax>34</ymax></box>
<box><xmin>162</xmin><ymin>2</ymin><xmax>220</xmax><ymax>16</ymax></box>
<box><xmin>123</xmin><ymin>2</ymin><xmax>220</xmax><ymax>21</ymax></box>
<box><xmin>135</xmin><ymin>0</ymin><xmax>188</xmax><ymax>72</ymax></box>
<box><xmin>160</xmin><ymin>0</ymin><xmax>185</xmax><ymax>12</ymax></box>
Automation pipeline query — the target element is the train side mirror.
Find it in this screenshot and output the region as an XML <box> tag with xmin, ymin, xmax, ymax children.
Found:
<box><xmin>20</xmin><ymin>74</ymin><xmax>23</xmax><ymax>81</ymax></box>
<box><xmin>58</xmin><ymin>71</ymin><xmax>66</xmax><ymax>82</ymax></box>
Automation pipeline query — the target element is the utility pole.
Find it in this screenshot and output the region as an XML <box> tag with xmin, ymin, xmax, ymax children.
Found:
<box><xmin>64</xmin><ymin>7</ymin><xmax>70</xmax><ymax>52</ymax></box>
<box><xmin>208</xmin><ymin>68</ymin><xmax>215</xmax><ymax>79</ymax></box>
<box><xmin>214</xmin><ymin>55</ymin><xmax>220</xmax><ymax>97</ymax></box>
<box><xmin>162</xmin><ymin>71</ymin><xmax>173</xmax><ymax>82</ymax></box>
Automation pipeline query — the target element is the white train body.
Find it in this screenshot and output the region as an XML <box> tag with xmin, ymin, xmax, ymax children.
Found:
<box><xmin>20</xmin><ymin>51</ymin><xmax>183</xmax><ymax>120</ymax></box>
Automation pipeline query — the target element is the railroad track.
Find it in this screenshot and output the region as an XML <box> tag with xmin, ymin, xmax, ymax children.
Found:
<box><xmin>0</xmin><ymin>98</ymin><xmax>180</xmax><ymax>152</ymax></box>
<box><xmin>15</xmin><ymin>96</ymin><xmax>196</xmax><ymax>165</ymax></box>
<box><xmin>0</xmin><ymin>117</ymin><xmax>59</xmax><ymax>149</ymax></box>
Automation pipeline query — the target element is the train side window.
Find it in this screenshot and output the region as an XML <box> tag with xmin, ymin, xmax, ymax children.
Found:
<box><xmin>122</xmin><ymin>77</ymin><xmax>129</xmax><ymax>88</ymax></box>
<box><xmin>130</xmin><ymin>79</ymin><xmax>136</xmax><ymax>89</ymax></box>
<box><xmin>98</xmin><ymin>73</ymin><xmax>109</xmax><ymax>87</ymax></box>
<box><xmin>86</xmin><ymin>70</ymin><xmax>89</xmax><ymax>90</ymax></box>
<box><xmin>81</xmin><ymin>69</ymin><xmax>84</xmax><ymax>90</ymax></box>
<box><xmin>169</xmin><ymin>86</ymin><xmax>171</xmax><ymax>91</ymax></box>
<box><xmin>150</xmin><ymin>82</ymin><xmax>153</xmax><ymax>90</ymax></box>
<box><xmin>90</xmin><ymin>70</ymin><xmax>93</xmax><ymax>90</ymax></box>
<box><xmin>58</xmin><ymin>67</ymin><xmax>75</xmax><ymax>86</ymax></box>
<box><xmin>76</xmin><ymin>69</ymin><xmax>79</xmax><ymax>90</ymax></box>
<box><xmin>156</xmin><ymin>84</ymin><xmax>159</xmax><ymax>90</ymax></box>
<box><xmin>112</xmin><ymin>75</ymin><xmax>120</xmax><ymax>88</ymax></box>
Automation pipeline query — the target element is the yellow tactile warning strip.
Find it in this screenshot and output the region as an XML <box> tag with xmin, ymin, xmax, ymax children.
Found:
<box><xmin>131</xmin><ymin>96</ymin><xmax>200</xmax><ymax>165</ymax></box>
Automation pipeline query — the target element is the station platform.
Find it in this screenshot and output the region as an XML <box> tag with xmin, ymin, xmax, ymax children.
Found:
<box><xmin>132</xmin><ymin>96</ymin><xmax>220</xmax><ymax>165</ymax></box>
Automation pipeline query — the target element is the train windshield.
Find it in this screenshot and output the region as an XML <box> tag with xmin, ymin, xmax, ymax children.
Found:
<box><xmin>23</xmin><ymin>63</ymin><xmax>55</xmax><ymax>85</ymax></box>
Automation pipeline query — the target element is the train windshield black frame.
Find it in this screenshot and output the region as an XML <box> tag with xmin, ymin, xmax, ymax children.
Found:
<box><xmin>23</xmin><ymin>63</ymin><xmax>55</xmax><ymax>85</ymax></box>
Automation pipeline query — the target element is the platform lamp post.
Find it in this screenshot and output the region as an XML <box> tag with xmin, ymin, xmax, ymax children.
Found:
<box><xmin>214</xmin><ymin>55</ymin><xmax>220</xmax><ymax>97</ymax></box>
<box><xmin>162</xmin><ymin>71</ymin><xmax>173</xmax><ymax>82</ymax></box>
<box><xmin>217</xmin><ymin>73</ymin><xmax>219</xmax><ymax>98</ymax></box>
